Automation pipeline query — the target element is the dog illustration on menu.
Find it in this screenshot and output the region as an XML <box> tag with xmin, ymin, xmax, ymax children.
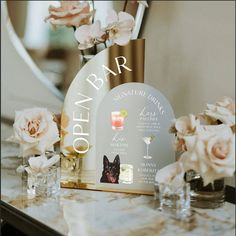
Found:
<box><xmin>100</xmin><ymin>155</ymin><xmax>120</xmax><ymax>184</ymax></box>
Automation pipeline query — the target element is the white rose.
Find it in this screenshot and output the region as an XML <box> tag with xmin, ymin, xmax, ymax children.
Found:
<box><xmin>45</xmin><ymin>1</ymin><xmax>94</xmax><ymax>28</ymax></box>
<box><xmin>173</xmin><ymin>137</ymin><xmax>188</xmax><ymax>153</ymax></box>
<box><xmin>202</xmin><ymin>97</ymin><xmax>235</xmax><ymax>126</ymax></box>
<box><xmin>10</xmin><ymin>108</ymin><xmax>60</xmax><ymax>156</ymax></box>
<box><xmin>180</xmin><ymin>124</ymin><xmax>235</xmax><ymax>185</ymax></box>
<box><xmin>169</xmin><ymin>114</ymin><xmax>200</xmax><ymax>152</ymax></box>
<box><xmin>170</xmin><ymin>114</ymin><xmax>200</xmax><ymax>137</ymax></box>
<box><xmin>217</xmin><ymin>96</ymin><xmax>235</xmax><ymax>114</ymax></box>
<box><xmin>25</xmin><ymin>154</ymin><xmax>60</xmax><ymax>174</ymax></box>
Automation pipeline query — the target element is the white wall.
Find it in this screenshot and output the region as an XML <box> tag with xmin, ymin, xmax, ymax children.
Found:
<box><xmin>142</xmin><ymin>1</ymin><xmax>235</xmax><ymax>117</ymax></box>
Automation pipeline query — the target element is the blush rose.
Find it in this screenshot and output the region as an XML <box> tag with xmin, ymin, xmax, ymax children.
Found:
<box><xmin>11</xmin><ymin>108</ymin><xmax>60</xmax><ymax>156</ymax></box>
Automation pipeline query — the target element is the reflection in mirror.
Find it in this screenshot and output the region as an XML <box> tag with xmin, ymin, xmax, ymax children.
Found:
<box><xmin>7</xmin><ymin>1</ymin><xmax>142</xmax><ymax>95</ymax></box>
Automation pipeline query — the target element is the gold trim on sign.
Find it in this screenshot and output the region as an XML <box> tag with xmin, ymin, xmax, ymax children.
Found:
<box><xmin>61</xmin><ymin>182</ymin><xmax>154</xmax><ymax>196</ymax></box>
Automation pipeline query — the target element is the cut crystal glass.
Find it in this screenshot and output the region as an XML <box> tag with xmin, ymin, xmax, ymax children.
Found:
<box><xmin>154</xmin><ymin>181</ymin><xmax>191</xmax><ymax>220</ymax></box>
<box><xmin>27</xmin><ymin>166</ymin><xmax>60</xmax><ymax>197</ymax></box>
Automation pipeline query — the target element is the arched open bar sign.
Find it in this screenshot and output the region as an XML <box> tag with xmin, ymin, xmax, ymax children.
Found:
<box><xmin>60</xmin><ymin>40</ymin><xmax>175</xmax><ymax>194</ymax></box>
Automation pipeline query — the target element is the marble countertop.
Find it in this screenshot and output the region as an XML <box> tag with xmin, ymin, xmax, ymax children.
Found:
<box><xmin>1</xmin><ymin>141</ymin><xmax>235</xmax><ymax>236</ymax></box>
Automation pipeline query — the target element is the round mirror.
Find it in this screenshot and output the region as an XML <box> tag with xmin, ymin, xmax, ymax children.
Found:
<box><xmin>6</xmin><ymin>1</ymin><xmax>144</xmax><ymax>95</ymax></box>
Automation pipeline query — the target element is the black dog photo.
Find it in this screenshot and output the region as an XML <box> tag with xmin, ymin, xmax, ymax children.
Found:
<box><xmin>100</xmin><ymin>155</ymin><xmax>120</xmax><ymax>184</ymax></box>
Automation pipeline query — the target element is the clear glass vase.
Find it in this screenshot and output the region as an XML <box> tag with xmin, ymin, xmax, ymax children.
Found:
<box><xmin>154</xmin><ymin>181</ymin><xmax>191</xmax><ymax>220</ymax></box>
<box><xmin>25</xmin><ymin>152</ymin><xmax>60</xmax><ymax>198</ymax></box>
<box><xmin>27</xmin><ymin>165</ymin><xmax>60</xmax><ymax>197</ymax></box>
<box><xmin>185</xmin><ymin>170</ymin><xmax>225</xmax><ymax>209</ymax></box>
<box><xmin>21</xmin><ymin>155</ymin><xmax>31</xmax><ymax>184</ymax></box>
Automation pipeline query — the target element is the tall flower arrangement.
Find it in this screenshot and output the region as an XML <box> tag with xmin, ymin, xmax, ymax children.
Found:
<box><xmin>45</xmin><ymin>0</ymin><xmax>148</xmax><ymax>60</ymax></box>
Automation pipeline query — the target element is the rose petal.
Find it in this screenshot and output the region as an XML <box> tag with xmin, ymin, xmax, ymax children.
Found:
<box><xmin>42</xmin><ymin>154</ymin><xmax>60</xmax><ymax>169</ymax></box>
<box><xmin>179</xmin><ymin>124</ymin><xmax>235</xmax><ymax>186</ymax></box>
<box><xmin>45</xmin><ymin>1</ymin><xmax>92</xmax><ymax>28</ymax></box>
<box><xmin>28</xmin><ymin>155</ymin><xmax>48</xmax><ymax>170</ymax></box>
<box><xmin>10</xmin><ymin>108</ymin><xmax>60</xmax><ymax>156</ymax></box>
<box><xmin>49</xmin><ymin>12</ymin><xmax>93</xmax><ymax>27</ymax></box>
<box><xmin>37</xmin><ymin>121</ymin><xmax>59</xmax><ymax>154</ymax></box>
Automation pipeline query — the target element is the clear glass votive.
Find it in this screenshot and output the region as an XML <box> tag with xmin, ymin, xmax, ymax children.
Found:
<box><xmin>27</xmin><ymin>166</ymin><xmax>60</xmax><ymax>198</ymax></box>
<box><xmin>154</xmin><ymin>181</ymin><xmax>191</xmax><ymax>220</ymax></box>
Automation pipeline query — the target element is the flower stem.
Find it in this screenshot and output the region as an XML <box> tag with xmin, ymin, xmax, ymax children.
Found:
<box><xmin>94</xmin><ymin>44</ymin><xmax>97</xmax><ymax>54</ymax></box>
<box><xmin>91</xmin><ymin>0</ymin><xmax>95</xmax><ymax>10</ymax></box>
<box><xmin>123</xmin><ymin>0</ymin><xmax>128</xmax><ymax>12</ymax></box>
<box><xmin>91</xmin><ymin>0</ymin><xmax>95</xmax><ymax>23</ymax></box>
<box><xmin>80</xmin><ymin>50</ymin><xmax>88</xmax><ymax>63</ymax></box>
<box><xmin>104</xmin><ymin>41</ymin><xmax>107</xmax><ymax>48</ymax></box>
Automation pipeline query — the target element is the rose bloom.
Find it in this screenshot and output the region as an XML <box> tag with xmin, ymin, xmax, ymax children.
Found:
<box><xmin>26</xmin><ymin>154</ymin><xmax>60</xmax><ymax>173</ymax></box>
<box><xmin>174</xmin><ymin>137</ymin><xmax>187</xmax><ymax>153</ymax></box>
<box><xmin>169</xmin><ymin>114</ymin><xmax>200</xmax><ymax>152</ymax></box>
<box><xmin>169</xmin><ymin>114</ymin><xmax>200</xmax><ymax>137</ymax></box>
<box><xmin>106</xmin><ymin>9</ymin><xmax>135</xmax><ymax>46</ymax></box>
<box><xmin>11</xmin><ymin>108</ymin><xmax>60</xmax><ymax>156</ymax></box>
<box><xmin>202</xmin><ymin>97</ymin><xmax>235</xmax><ymax>126</ymax></box>
<box><xmin>217</xmin><ymin>96</ymin><xmax>235</xmax><ymax>114</ymax></box>
<box><xmin>45</xmin><ymin>1</ymin><xmax>94</xmax><ymax>28</ymax></box>
<box><xmin>180</xmin><ymin>124</ymin><xmax>235</xmax><ymax>185</ymax></box>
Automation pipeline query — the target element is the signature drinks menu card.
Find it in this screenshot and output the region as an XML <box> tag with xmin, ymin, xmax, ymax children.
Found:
<box><xmin>96</xmin><ymin>83</ymin><xmax>175</xmax><ymax>194</ymax></box>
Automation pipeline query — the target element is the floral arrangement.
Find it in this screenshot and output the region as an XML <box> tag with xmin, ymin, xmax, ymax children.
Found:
<box><xmin>45</xmin><ymin>0</ymin><xmax>148</xmax><ymax>60</ymax></box>
<box><xmin>156</xmin><ymin>97</ymin><xmax>235</xmax><ymax>186</ymax></box>
<box><xmin>8</xmin><ymin>108</ymin><xmax>60</xmax><ymax>174</ymax></box>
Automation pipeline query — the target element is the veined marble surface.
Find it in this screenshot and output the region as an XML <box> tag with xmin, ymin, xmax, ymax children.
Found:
<box><xmin>1</xmin><ymin>141</ymin><xmax>235</xmax><ymax>236</ymax></box>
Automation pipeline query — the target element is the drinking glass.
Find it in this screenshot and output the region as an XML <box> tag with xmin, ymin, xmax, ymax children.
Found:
<box><xmin>111</xmin><ymin>111</ymin><xmax>124</xmax><ymax>130</ymax></box>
